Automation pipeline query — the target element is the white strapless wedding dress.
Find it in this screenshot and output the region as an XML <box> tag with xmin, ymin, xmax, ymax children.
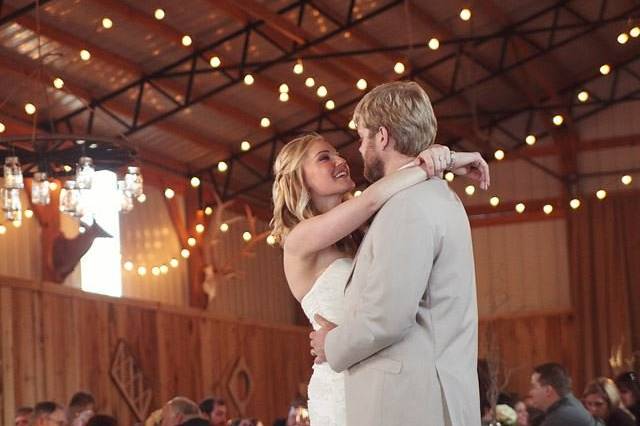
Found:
<box><xmin>301</xmin><ymin>257</ymin><xmax>352</xmax><ymax>426</ymax></box>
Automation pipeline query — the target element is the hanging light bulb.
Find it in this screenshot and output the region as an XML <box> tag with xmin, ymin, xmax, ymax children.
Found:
<box><xmin>525</xmin><ymin>135</ymin><xmax>536</xmax><ymax>146</ymax></box>
<box><xmin>242</xmin><ymin>231</ymin><xmax>252</xmax><ymax>241</ymax></box>
<box><xmin>187</xmin><ymin>237</ymin><xmax>196</xmax><ymax>247</ymax></box>
<box><xmin>169</xmin><ymin>258</ymin><xmax>179</xmax><ymax>268</ymax></box>
<box><xmin>204</xmin><ymin>206</ymin><xmax>213</xmax><ymax>215</ymax></box>
<box><xmin>266</xmin><ymin>235</ymin><xmax>276</xmax><ymax>245</ymax></box>
<box><xmin>490</xmin><ymin>196</ymin><xmax>500</xmax><ymax>207</ymax></box>
<box><xmin>190</xmin><ymin>176</ymin><xmax>201</xmax><ymax>188</ymax></box>
<box><xmin>1</xmin><ymin>188</ymin><xmax>22</xmax><ymax>221</ymax></box>
<box><xmin>75</xmin><ymin>156</ymin><xmax>95</xmax><ymax>189</ymax></box>
<box><xmin>118</xmin><ymin>181</ymin><xmax>134</xmax><ymax>213</ymax></box>
<box><xmin>124</xmin><ymin>166</ymin><xmax>144</xmax><ymax>197</ymax></box>
<box><xmin>394</xmin><ymin>62</ymin><xmax>405</xmax><ymax>74</ymax></box>
<box><xmin>293</xmin><ymin>61</ymin><xmax>304</xmax><ymax>74</ymax></box>
<box><xmin>209</xmin><ymin>56</ymin><xmax>221</xmax><ymax>68</ymax></box>
<box><xmin>181</xmin><ymin>248</ymin><xmax>190</xmax><ymax>258</ymax></box>
<box><xmin>3</xmin><ymin>156</ymin><xmax>24</xmax><ymax>189</ymax></box>
<box><xmin>31</xmin><ymin>171</ymin><xmax>51</xmax><ymax>205</ymax></box>
<box><xmin>59</xmin><ymin>180</ymin><xmax>82</xmax><ymax>216</ymax></box>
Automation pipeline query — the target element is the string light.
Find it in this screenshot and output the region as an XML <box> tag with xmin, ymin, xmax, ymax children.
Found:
<box><xmin>305</xmin><ymin>77</ymin><xmax>315</xmax><ymax>87</ymax></box>
<box><xmin>24</xmin><ymin>209</ymin><xmax>33</xmax><ymax>218</ymax></box>
<box><xmin>490</xmin><ymin>196</ymin><xmax>500</xmax><ymax>207</ymax></box>
<box><xmin>617</xmin><ymin>32</ymin><xmax>629</xmax><ymax>44</ymax></box>
<box><xmin>494</xmin><ymin>149</ymin><xmax>505</xmax><ymax>160</ymax></box>
<box><xmin>348</xmin><ymin>120</ymin><xmax>356</xmax><ymax>130</ymax></box>
<box><xmin>25</xmin><ymin>103</ymin><xmax>36</xmax><ymax>115</ymax></box>
<box><xmin>80</xmin><ymin>49</ymin><xmax>91</xmax><ymax>61</ymax></box>
<box><xmin>260</xmin><ymin>117</ymin><xmax>271</xmax><ymax>127</ymax></box>
<box><xmin>279</xmin><ymin>83</ymin><xmax>289</xmax><ymax>93</ymax></box>
<box><xmin>160</xmin><ymin>265</ymin><xmax>169</xmax><ymax>274</ymax></box>
<box><xmin>181</xmin><ymin>35</ymin><xmax>192</xmax><ymax>47</ymax></box>
<box><xmin>0</xmin><ymin>225</ymin><xmax>6</xmax><ymax>234</ymax></box>
<box><xmin>12</xmin><ymin>220</ymin><xmax>21</xmax><ymax>228</ymax></box>
<box><xmin>570</xmin><ymin>198</ymin><xmax>581</xmax><ymax>209</ymax></box>
<box><xmin>190</xmin><ymin>176</ymin><xmax>200</xmax><ymax>187</ymax></box>
<box><xmin>204</xmin><ymin>206</ymin><xmax>213</xmax><ymax>216</ymax></box>
<box><xmin>123</xmin><ymin>261</ymin><xmax>134</xmax><ymax>271</ymax></box>
<box><xmin>181</xmin><ymin>248</ymin><xmax>190</xmax><ymax>258</ymax></box>
<box><xmin>49</xmin><ymin>182</ymin><xmax>58</xmax><ymax>191</ymax></box>
<box><xmin>325</xmin><ymin>100</ymin><xmax>335</xmax><ymax>110</ymax></box>
<box><xmin>217</xmin><ymin>161</ymin><xmax>228</xmax><ymax>172</ymax></box>
<box><xmin>621</xmin><ymin>175</ymin><xmax>632</xmax><ymax>185</ymax></box>
<box><xmin>219</xmin><ymin>223</ymin><xmax>229</xmax><ymax>232</ymax></box>
<box><xmin>631</xmin><ymin>27</ymin><xmax>640</xmax><ymax>38</ymax></box>
<box><xmin>169</xmin><ymin>258</ymin><xmax>179</xmax><ymax>268</ymax></box>
<box><xmin>53</xmin><ymin>77</ymin><xmax>64</xmax><ymax>89</ymax></box>
<box><xmin>459</xmin><ymin>8</ymin><xmax>472</xmax><ymax>21</ymax></box>
<box><xmin>577</xmin><ymin>91</ymin><xmax>589</xmax><ymax>102</ymax></box>
<box><xmin>394</xmin><ymin>62</ymin><xmax>405</xmax><ymax>74</ymax></box>
<box><xmin>164</xmin><ymin>188</ymin><xmax>175</xmax><ymax>199</ymax></box>
<box><xmin>596</xmin><ymin>189</ymin><xmax>607</xmax><ymax>200</ymax></box>
<box><xmin>316</xmin><ymin>85</ymin><xmax>328</xmax><ymax>98</ymax></box>
<box><xmin>279</xmin><ymin>92</ymin><xmax>289</xmax><ymax>102</ymax></box>
<box><xmin>445</xmin><ymin>172</ymin><xmax>455</xmax><ymax>182</ymax></box>
<box><xmin>428</xmin><ymin>38</ymin><xmax>440</xmax><ymax>50</ymax></box>
<box><xmin>151</xmin><ymin>266</ymin><xmax>161</xmax><ymax>276</ymax></box>
<box><xmin>293</xmin><ymin>61</ymin><xmax>304</xmax><ymax>74</ymax></box>
<box><xmin>137</xmin><ymin>194</ymin><xmax>146</xmax><ymax>203</ymax></box>
<box><xmin>63</xmin><ymin>165</ymin><xmax>72</xmax><ymax>172</ymax></box>
<box><xmin>525</xmin><ymin>134</ymin><xmax>536</xmax><ymax>146</ymax></box>
<box><xmin>154</xmin><ymin>8</ymin><xmax>165</xmax><ymax>20</ymax></box>
<box><xmin>515</xmin><ymin>203</ymin><xmax>526</xmax><ymax>213</ymax></box>
<box><xmin>209</xmin><ymin>56</ymin><xmax>221</xmax><ymax>68</ymax></box>
<box><xmin>353</xmin><ymin>190</ymin><xmax>362</xmax><ymax>197</ymax></box>
<box><xmin>243</xmin><ymin>74</ymin><xmax>254</xmax><ymax>85</ymax></box>
<box><xmin>266</xmin><ymin>235</ymin><xmax>276</xmax><ymax>245</ymax></box>
<box><xmin>543</xmin><ymin>204</ymin><xmax>553</xmax><ymax>214</ymax></box>
<box><xmin>465</xmin><ymin>185</ymin><xmax>475</xmax><ymax>196</ymax></box>
<box><xmin>195</xmin><ymin>224</ymin><xmax>205</xmax><ymax>233</ymax></box>
<box><xmin>552</xmin><ymin>114</ymin><xmax>564</xmax><ymax>126</ymax></box>
<box><xmin>102</xmin><ymin>17</ymin><xmax>113</xmax><ymax>29</ymax></box>
<box><xmin>242</xmin><ymin>231</ymin><xmax>252</xmax><ymax>241</ymax></box>
<box><xmin>240</xmin><ymin>141</ymin><xmax>251</xmax><ymax>151</ymax></box>
<box><xmin>0</xmin><ymin>122</ymin><xmax>5</xmax><ymax>133</ymax></box>
<box><xmin>187</xmin><ymin>237</ymin><xmax>196</xmax><ymax>247</ymax></box>
<box><xmin>137</xmin><ymin>266</ymin><xmax>147</xmax><ymax>276</ymax></box>
<box><xmin>600</xmin><ymin>64</ymin><xmax>611</xmax><ymax>75</ymax></box>
<box><xmin>356</xmin><ymin>79</ymin><xmax>367</xmax><ymax>90</ymax></box>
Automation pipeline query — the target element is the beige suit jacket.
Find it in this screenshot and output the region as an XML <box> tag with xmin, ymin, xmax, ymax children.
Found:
<box><xmin>324</xmin><ymin>179</ymin><xmax>481</xmax><ymax>426</ymax></box>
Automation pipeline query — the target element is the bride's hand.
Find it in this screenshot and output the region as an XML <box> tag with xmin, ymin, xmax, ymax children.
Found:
<box><xmin>413</xmin><ymin>144</ymin><xmax>451</xmax><ymax>177</ymax></box>
<box><xmin>450</xmin><ymin>152</ymin><xmax>491</xmax><ymax>190</ymax></box>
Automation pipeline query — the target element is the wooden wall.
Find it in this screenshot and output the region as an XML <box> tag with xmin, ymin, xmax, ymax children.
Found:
<box><xmin>0</xmin><ymin>277</ymin><xmax>312</xmax><ymax>426</ymax></box>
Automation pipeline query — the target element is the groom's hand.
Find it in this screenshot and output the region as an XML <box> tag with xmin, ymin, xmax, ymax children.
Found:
<box><xmin>310</xmin><ymin>314</ymin><xmax>337</xmax><ymax>364</ymax></box>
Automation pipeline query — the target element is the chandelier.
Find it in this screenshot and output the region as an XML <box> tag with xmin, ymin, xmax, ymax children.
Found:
<box><xmin>1</xmin><ymin>133</ymin><xmax>143</xmax><ymax>225</ymax></box>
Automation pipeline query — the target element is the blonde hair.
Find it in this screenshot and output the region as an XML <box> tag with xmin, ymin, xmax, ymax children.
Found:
<box><xmin>583</xmin><ymin>377</ymin><xmax>623</xmax><ymax>409</ymax></box>
<box><xmin>270</xmin><ymin>133</ymin><xmax>322</xmax><ymax>246</ymax></box>
<box><xmin>353</xmin><ymin>81</ymin><xmax>437</xmax><ymax>156</ymax></box>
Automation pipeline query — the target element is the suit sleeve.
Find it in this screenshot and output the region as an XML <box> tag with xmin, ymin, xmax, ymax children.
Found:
<box><xmin>324</xmin><ymin>193</ymin><xmax>436</xmax><ymax>372</ymax></box>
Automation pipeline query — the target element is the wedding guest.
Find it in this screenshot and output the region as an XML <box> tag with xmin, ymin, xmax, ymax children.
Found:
<box><xmin>616</xmin><ymin>372</ymin><xmax>640</xmax><ymax>424</ymax></box>
<box><xmin>583</xmin><ymin>377</ymin><xmax>635</xmax><ymax>426</ymax></box>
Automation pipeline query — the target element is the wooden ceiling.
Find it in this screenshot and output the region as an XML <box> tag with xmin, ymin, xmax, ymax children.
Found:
<box><xmin>0</xmin><ymin>0</ymin><xmax>639</xmax><ymax>211</ymax></box>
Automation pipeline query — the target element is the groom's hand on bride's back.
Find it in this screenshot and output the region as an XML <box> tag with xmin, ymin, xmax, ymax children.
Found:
<box><xmin>310</xmin><ymin>314</ymin><xmax>337</xmax><ymax>364</ymax></box>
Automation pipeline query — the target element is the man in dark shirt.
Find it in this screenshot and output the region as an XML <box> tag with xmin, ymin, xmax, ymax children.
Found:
<box><xmin>528</xmin><ymin>363</ymin><xmax>603</xmax><ymax>426</ymax></box>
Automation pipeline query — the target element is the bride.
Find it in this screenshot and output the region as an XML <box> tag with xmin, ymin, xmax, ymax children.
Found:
<box><xmin>270</xmin><ymin>132</ymin><xmax>488</xmax><ymax>425</ymax></box>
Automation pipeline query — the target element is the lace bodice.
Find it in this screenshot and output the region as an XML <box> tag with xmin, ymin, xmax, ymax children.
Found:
<box><xmin>301</xmin><ymin>257</ymin><xmax>351</xmax><ymax>330</ymax></box>
<box><xmin>300</xmin><ymin>257</ymin><xmax>352</xmax><ymax>426</ymax></box>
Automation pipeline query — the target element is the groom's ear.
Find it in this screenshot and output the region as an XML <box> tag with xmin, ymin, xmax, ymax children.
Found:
<box><xmin>378</xmin><ymin>126</ymin><xmax>391</xmax><ymax>150</ymax></box>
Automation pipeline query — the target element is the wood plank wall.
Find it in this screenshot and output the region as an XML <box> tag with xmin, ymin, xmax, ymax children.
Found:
<box><xmin>0</xmin><ymin>277</ymin><xmax>312</xmax><ymax>426</ymax></box>
<box><xmin>0</xmin><ymin>277</ymin><xmax>577</xmax><ymax>425</ymax></box>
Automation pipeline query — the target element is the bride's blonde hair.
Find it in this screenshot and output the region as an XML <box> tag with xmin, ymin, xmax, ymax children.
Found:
<box><xmin>270</xmin><ymin>133</ymin><xmax>321</xmax><ymax>246</ymax></box>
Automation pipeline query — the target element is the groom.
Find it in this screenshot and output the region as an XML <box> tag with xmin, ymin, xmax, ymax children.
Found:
<box><xmin>310</xmin><ymin>81</ymin><xmax>481</xmax><ymax>425</ymax></box>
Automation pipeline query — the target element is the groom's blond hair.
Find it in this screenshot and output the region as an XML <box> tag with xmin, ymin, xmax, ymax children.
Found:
<box><xmin>353</xmin><ymin>81</ymin><xmax>438</xmax><ymax>156</ymax></box>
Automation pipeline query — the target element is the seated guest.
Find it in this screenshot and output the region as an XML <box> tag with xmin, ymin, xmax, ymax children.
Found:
<box><xmin>32</xmin><ymin>401</ymin><xmax>67</xmax><ymax>426</ymax></box>
<box><xmin>161</xmin><ymin>397</ymin><xmax>203</xmax><ymax>426</ymax></box>
<box><xmin>68</xmin><ymin>391</ymin><xmax>96</xmax><ymax>426</ymax></box>
<box><xmin>516</xmin><ymin>400</ymin><xmax>545</xmax><ymax>426</ymax></box>
<box><xmin>86</xmin><ymin>415</ymin><xmax>118</xmax><ymax>426</ymax></box>
<box><xmin>15</xmin><ymin>406</ymin><xmax>33</xmax><ymax>426</ymax></box>
<box><xmin>198</xmin><ymin>397</ymin><xmax>227</xmax><ymax>426</ymax></box>
<box><xmin>583</xmin><ymin>377</ymin><xmax>636</xmax><ymax>426</ymax></box>
<box><xmin>179</xmin><ymin>418</ymin><xmax>209</xmax><ymax>426</ymax></box>
<box><xmin>616</xmin><ymin>372</ymin><xmax>640</xmax><ymax>424</ymax></box>
<box><xmin>528</xmin><ymin>362</ymin><xmax>602</xmax><ymax>425</ymax></box>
